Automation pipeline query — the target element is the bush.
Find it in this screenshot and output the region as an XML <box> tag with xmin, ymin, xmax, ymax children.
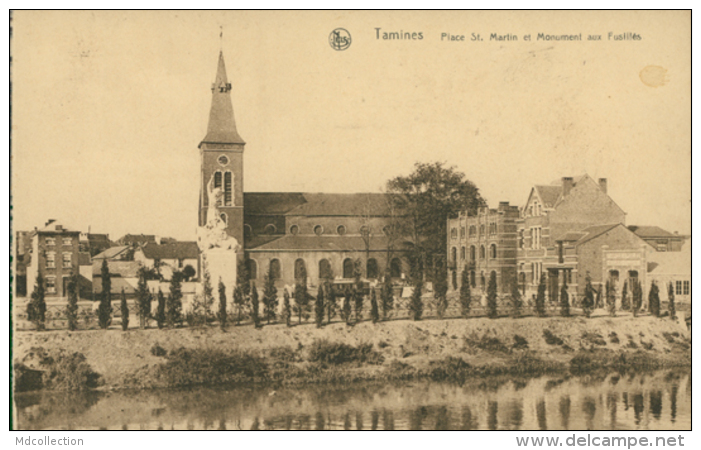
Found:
<box><xmin>582</xmin><ymin>332</ymin><xmax>607</xmax><ymax>346</ymax></box>
<box><xmin>543</xmin><ymin>329</ymin><xmax>564</xmax><ymax>346</ymax></box>
<box><xmin>307</xmin><ymin>340</ymin><xmax>384</xmax><ymax>365</ymax></box>
<box><xmin>465</xmin><ymin>334</ymin><xmax>509</xmax><ymax>353</ymax></box>
<box><xmin>427</xmin><ymin>357</ymin><xmax>472</xmax><ymax>381</ymax></box>
<box><xmin>512</xmin><ymin>335</ymin><xmax>529</xmax><ymax>350</ymax></box>
<box><xmin>150</xmin><ymin>344</ymin><xmax>167</xmax><ymax>357</ymax></box>
<box><xmin>157</xmin><ymin>348</ymin><xmax>268</xmax><ymax>387</ymax></box>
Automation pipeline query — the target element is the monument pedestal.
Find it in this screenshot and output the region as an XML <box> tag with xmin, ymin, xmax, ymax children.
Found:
<box><xmin>202</xmin><ymin>249</ymin><xmax>238</xmax><ymax>296</ymax></box>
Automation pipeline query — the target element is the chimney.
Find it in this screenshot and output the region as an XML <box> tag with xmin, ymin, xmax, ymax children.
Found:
<box><xmin>562</xmin><ymin>177</ymin><xmax>574</xmax><ymax>196</ymax></box>
<box><xmin>599</xmin><ymin>178</ymin><xmax>608</xmax><ymax>194</ymax></box>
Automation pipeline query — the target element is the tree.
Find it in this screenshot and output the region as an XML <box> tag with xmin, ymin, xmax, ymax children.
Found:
<box><xmin>353</xmin><ymin>260</ymin><xmax>363</xmax><ymax>323</ymax></box>
<box><xmin>560</xmin><ymin>277</ymin><xmax>570</xmax><ymax>317</ymax></box>
<box><xmin>535</xmin><ymin>274</ymin><xmax>547</xmax><ymax>317</ymax></box>
<box><xmin>294</xmin><ymin>268</ymin><xmax>311</xmax><ymax>325</ymax></box>
<box><xmin>315</xmin><ymin>284</ymin><xmax>325</xmax><ymax>328</ymax></box>
<box><xmin>250</xmin><ymin>282</ymin><xmax>261</xmax><ymax>328</ymax></box>
<box><xmin>155</xmin><ymin>289</ymin><xmax>166</xmax><ymax>329</ymax></box>
<box><xmin>487</xmin><ymin>271</ymin><xmax>498</xmax><ymax>319</ymax></box>
<box><xmin>668</xmin><ymin>282</ymin><xmax>676</xmax><ymax>320</ymax></box>
<box><xmin>649</xmin><ymin>281</ymin><xmax>660</xmax><ymax>317</ymax></box>
<box><xmin>342</xmin><ymin>287</ymin><xmax>352</xmax><ymax>325</ymax></box>
<box><xmin>218</xmin><ymin>278</ymin><xmax>227</xmax><ymax>330</ymax></box>
<box><xmin>459</xmin><ymin>269</ymin><xmax>472</xmax><ymax>318</ymax></box>
<box><xmin>136</xmin><ymin>267</ymin><xmax>151</xmax><ymax>329</ymax></box>
<box><xmin>386</xmin><ymin>162</ymin><xmax>484</xmax><ymax>281</ymax></box>
<box><xmin>433</xmin><ymin>262</ymin><xmax>449</xmax><ymax>319</ymax></box>
<box><xmin>409</xmin><ymin>280</ymin><xmax>424</xmax><ymax>321</ymax></box>
<box><xmin>200</xmin><ymin>258</ymin><xmax>214</xmax><ymax>324</ymax></box>
<box><xmin>632</xmin><ymin>279</ymin><xmax>643</xmax><ymax>317</ymax></box>
<box><xmin>166</xmin><ymin>272</ymin><xmax>183</xmax><ymax>328</ymax></box>
<box><xmin>510</xmin><ymin>281</ymin><xmax>522</xmax><ymax>318</ymax></box>
<box><xmin>621</xmin><ymin>280</ymin><xmax>630</xmax><ymax>311</ymax></box>
<box><xmin>66</xmin><ymin>272</ymin><xmax>79</xmax><ymax>331</ymax></box>
<box><xmin>380</xmin><ymin>272</ymin><xmax>394</xmax><ymax>321</ymax></box>
<box><xmin>370</xmin><ymin>288</ymin><xmax>379</xmax><ymax>323</ymax></box>
<box><xmin>262</xmin><ymin>267</ymin><xmax>278</xmax><ymax>325</ymax></box>
<box><xmin>282</xmin><ymin>289</ymin><xmax>292</xmax><ymax>327</ymax></box>
<box><xmin>582</xmin><ymin>274</ymin><xmax>595</xmax><ymax>318</ymax></box>
<box><xmin>120</xmin><ymin>288</ymin><xmax>129</xmax><ymax>331</ymax></box>
<box><xmin>182</xmin><ymin>264</ymin><xmax>196</xmax><ymax>282</ymax></box>
<box><xmin>606</xmin><ymin>279</ymin><xmax>616</xmax><ymax>317</ymax></box>
<box><xmin>232</xmin><ymin>285</ymin><xmax>246</xmax><ymax>326</ymax></box>
<box><xmin>595</xmin><ymin>283</ymin><xmax>603</xmax><ymax>309</ymax></box>
<box><xmin>98</xmin><ymin>259</ymin><xmax>112</xmax><ymax>329</ymax></box>
<box><xmin>325</xmin><ymin>281</ymin><xmax>337</xmax><ymax>324</ymax></box>
<box><xmin>27</xmin><ymin>273</ymin><xmax>46</xmax><ymax>331</ymax></box>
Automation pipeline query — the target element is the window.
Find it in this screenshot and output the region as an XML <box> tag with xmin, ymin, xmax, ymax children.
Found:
<box><xmin>63</xmin><ymin>252</ymin><xmax>72</xmax><ymax>268</ymax></box>
<box><xmin>46</xmin><ymin>252</ymin><xmax>56</xmax><ymax>268</ymax></box>
<box><xmin>289</xmin><ymin>225</ymin><xmax>299</xmax><ymax>235</ymax></box>
<box><xmin>366</xmin><ymin>258</ymin><xmax>378</xmax><ymax>279</ymax></box>
<box><xmin>460</xmin><ymin>246</ymin><xmax>466</xmax><ymax>261</ymax></box>
<box><xmin>269</xmin><ymin>259</ymin><xmax>281</xmax><ymax>280</ymax></box>
<box><xmin>609</xmin><ymin>270</ymin><xmax>619</xmax><ymax>282</ymax></box>
<box><xmin>46</xmin><ymin>276</ymin><xmax>56</xmax><ymax>294</ymax></box>
<box><xmin>531</xmin><ymin>227</ymin><xmax>542</xmax><ymax>250</ymax></box>
<box><xmin>451</xmin><ymin>228</ymin><xmax>458</xmax><ymax>240</ymax></box>
<box><xmin>460</xmin><ymin>227</ymin><xmax>466</xmax><ymax>239</ymax></box>
<box><xmin>479</xmin><ymin>224</ymin><xmax>485</xmax><ymax>236</ymax></box>
<box><xmin>518</xmin><ymin>230</ymin><xmax>524</xmax><ymax>249</ymax></box>
<box><xmin>62</xmin><ymin>237</ymin><xmax>72</xmax><ymax>246</ymax></box>
<box><xmin>657</xmin><ymin>244</ymin><xmax>667</xmax><ymax>252</ymax></box>
<box><xmin>628</xmin><ymin>270</ymin><xmax>638</xmax><ymax>280</ymax></box>
<box><xmin>224</xmin><ymin>172</ymin><xmax>233</xmax><ymax>206</ymax></box>
<box><xmin>220</xmin><ymin>213</ymin><xmax>227</xmax><ymax>224</ymax></box>
<box><xmin>360</xmin><ymin>225</ymin><xmax>370</xmax><ymax>236</ymax></box>
<box><xmin>470</xmin><ymin>270</ymin><xmax>476</xmax><ymax>287</ymax></box>
<box><xmin>470</xmin><ymin>246</ymin><xmax>476</xmax><ymax>262</ymax></box>
<box><xmin>314</xmin><ymin>225</ymin><xmax>324</xmax><ymax>236</ymax></box>
<box><xmin>390</xmin><ymin>258</ymin><xmax>402</xmax><ymax>278</ymax></box>
<box><xmin>178</xmin><ymin>258</ymin><xmax>184</xmax><ymax>268</ymax></box>
<box><xmin>45</xmin><ymin>237</ymin><xmax>56</xmax><ymax>246</ymax></box>
<box><xmin>676</xmin><ymin>280</ymin><xmax>682</xmax><ymax>295</ymax></box>
<box><xmin>469</xmin><ymin>226</ymin><xmax>476</xmax><ymax>238</ymax></box>
<box><xmin>480</xmin><ymin>245</ymin><xmax>485</xmax><ymax>259</ymax></box>
<box><xmin>247</xmin><ymin>259</ymin><xmax>258</xmax><ymax>279</ymax></box>
<box><xmin>294</xmin><ymin>259</ymin><xmax>306</xmax><ymax>280</ymax></box>
<box><xmin>451</xmin><ymin>247</ymin><xmax>457</xmax><ymax>263</ymax></box>
<box><xmin>490</xmin><ymin>244</ymin><xmax>497</xmax><ymax>259</ymax></box>
<box><xmin>218</xmin><ymin>154</ymin><xmax>229</xmax><ymax>166</ymax></box>
<box><xmin>343</xmin><ymin>258</ymin><xmax>354</xmax><ymax>279</ymax></box>
<box><xmin>264</xmin><ymin>224</ymin><xmax>277</xmax><ymax>235</ymax></box>
<box><xmin>489</xmin><ymin>223</ymin><xmax>497</xmax><ymax>235</ymax></box>
<box><xmin>214</xmin><ymin>170</ymin><xmax>222</xmax><ymax>189</ymax></box>
<box><xmin>683</xmin><ymin>280</ymin><xmax>690</xmax><ymax>295</ymax></box>
<box><xmin>319</xmin><ymin>259</ymin><xmax>332</xmax><ymax>280</ymax></box>
<box><xmin>337</xmin><ymin>225</ymin><xmax>346</xmax><ymax>236</ymax></box>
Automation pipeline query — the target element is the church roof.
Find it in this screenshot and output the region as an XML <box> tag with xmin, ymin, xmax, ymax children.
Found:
<box><xmin>246</xmin><ymin>234</ymin><xmax>413</xmax><ymax>252</ymax></box>
<box><xmin>244</xmin><ymin>192</ymin><xmax>397</xmax><ymax>217</ymax></box>
<box><xmin>200</xmin><ymin>51</ymin><xmax>245</xmax><ymax>146</ymax></box>
<box><xmin>139</xmin><ymin>242</ymin><xmax>199</xmax><ymax>260</ymax></box>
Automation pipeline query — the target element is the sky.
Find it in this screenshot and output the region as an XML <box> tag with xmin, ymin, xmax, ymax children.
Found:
<box><xmin>11</xmin><ymin>11</ymin><xmax>691</xmax><ymax>241</ymax></box>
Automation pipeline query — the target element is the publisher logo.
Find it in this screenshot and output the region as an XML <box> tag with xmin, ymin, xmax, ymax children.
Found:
<box><xmin>329</xmin><ymin>28</ymin><xmax>351</xmax><ymax>51</ymax></box>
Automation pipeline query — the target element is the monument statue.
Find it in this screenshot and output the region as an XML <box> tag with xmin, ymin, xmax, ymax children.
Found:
<box><xmin>197</xmin><ymin>174</ymin><xmax>241</xmax><ymax>252</ymax></box>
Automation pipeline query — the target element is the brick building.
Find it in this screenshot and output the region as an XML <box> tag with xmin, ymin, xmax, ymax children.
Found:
<box><xmin>25</xmin><ymin>220</ymin><xmax>81</xmax><ymax>299</ymax></box>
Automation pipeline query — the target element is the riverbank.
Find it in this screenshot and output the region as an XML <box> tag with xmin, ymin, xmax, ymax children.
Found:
<box><xmin>13</xmin><ymin>314</ymin><xmax>690</xmax><ymax>392</ymax></box>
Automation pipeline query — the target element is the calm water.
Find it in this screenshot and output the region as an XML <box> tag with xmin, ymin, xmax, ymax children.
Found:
<box><xmin>15</xmin><ymin>370</ymin><xmax>690</xmax><ymax>430</ymax></box>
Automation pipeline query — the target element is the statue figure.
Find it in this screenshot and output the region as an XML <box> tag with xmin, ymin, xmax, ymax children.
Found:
<box><xmin>197</xmin><ymin>174</ymin><xmax>240</xmax><ymax>252</ymax></box>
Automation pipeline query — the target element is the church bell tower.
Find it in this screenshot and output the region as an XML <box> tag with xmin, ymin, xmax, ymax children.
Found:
<box><xmin>198</xmin><ymin>51</ymin><xmax>245</xmax><ymax>248</ymax></box>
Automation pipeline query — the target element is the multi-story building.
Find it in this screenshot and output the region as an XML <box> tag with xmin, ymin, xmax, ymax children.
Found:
<box><xmin>447</xmin><ymin>202</ymin><xmax>519</xmax><ymax>294</ymax></box>
<box><xmin>25</xmin><ymin>220</ymin><xmax>81</xmax><ymax>299</ymax></box>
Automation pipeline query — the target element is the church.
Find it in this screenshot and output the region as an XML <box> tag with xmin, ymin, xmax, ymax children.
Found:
<box><xmin>198</xmin><ymin>52</ymin><xmax>412</xmax><ymax>289</ymax></box>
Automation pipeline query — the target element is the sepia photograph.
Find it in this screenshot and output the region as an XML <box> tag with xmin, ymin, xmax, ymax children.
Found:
<box><xmin>9</xmin><ymin>10</ymin><xmax>691</xmax><ymax>433</ymax></box>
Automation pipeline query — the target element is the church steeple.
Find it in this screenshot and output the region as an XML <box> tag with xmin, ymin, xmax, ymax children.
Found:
<box><xmin>200</xmin><ymin>51</ymin><xmax>245</xmax><ymax>146</ymax></box>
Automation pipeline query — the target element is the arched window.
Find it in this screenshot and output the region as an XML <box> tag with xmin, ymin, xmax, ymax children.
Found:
<box><xmin>319</xmin><ymin>259</ymin><xmax>332</xmax><ymax>280</ymax></box>
<box><xmin>343</xmin><ymin>258</ymin><xmax>354</xmax><ymax>279</ymax></box>
<box><xmin>460</xmin><ymin>246</ymin><xmax>466</xmax><ymax>260</ymax></box>
<box><xmin>244</xmin><ymin>224</ymin><xmax>252</xmax><ymax>238</ymax></box>
<box><xmin>480</xmin><ymin>245</ymin><xmax>486</xmax><ymax>259</ymax></box>
<box><xmin>314</xmin><ymin>225</ymin><xmax>324</xmax><ymax>236</ymax></box>
<box><xmin>289</xmin><ymin>225</ymin><xmax>299</xmax><ymax>235</ymax></box>
<box><xmin>213</xmin><ymin>171</ymin><xmax>223</xmax><ymax>206</ymax></box>
<box><xmin>366</xmin><ymin>258</ymin><xmax>379</xmax><ymax>279</ymax></box>
<box><xmin>490</xmin><ymin>244</ymin><xmax>497</xmax><ymax>259</ymax></box>
<box><xmin>470</xmin><ymin>245</ymin><xmax>476</xmax><ymax>261</ymax></box>
<box><xmin>295</xmin><ymin>259</ymin><xmax>307</xmax><ymax>280</ymax></box>
<box><xmin>390</xmin><ymin>258</ymin><xmax>402</xmax><ymax>278</ymax></box>
<box><xmin>337</xmin><ymin>225</ymin><xmax>346</xmax><ymax>236</ymax></box>
<box><xmin>628</xmin><ymin>270</ymin><xmax>638</xmax><ymax>280</ymax></box>
<box><xmin>220</xmin><ymin>213</ymin><xmax>227</xmax><ymax>224</ymax></box>
<box><xmin>451</xmin><ymin>247</ymin><xmax>457</xmax><ymax>263</ymax></box>
<box><xmin>269</xmin><ymin>259</ymin><xmax>281</xmax><ymax>280</ymax></box>
<box><xmin>360</xmin><ymin>225</ymin><xmax>371</xmax><ymax>236</ymax></box>
<box><xmin>224</xmin><ymin>171</ymin><xmax>233</xmax><ymax>206</ymax></box>
<box><xmin>609</xmin><ymin>270</ymin><xmax>619</xmax><ymax>282</ymax></box>
<box><xmin>264</xmin><ymin>224</ymin><xmax>277</xmax><ymax>235</ymax></box>
<box><xmin>246</xmin><ymin>259</ymin><xmax>258</xmax><ymax>280</ymax></box>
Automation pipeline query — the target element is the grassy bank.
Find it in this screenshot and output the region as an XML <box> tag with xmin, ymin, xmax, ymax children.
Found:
<box><xmin>13</xmin><ymin>315</ymin><xmax>690</xmax><ymax>392</ymax></box>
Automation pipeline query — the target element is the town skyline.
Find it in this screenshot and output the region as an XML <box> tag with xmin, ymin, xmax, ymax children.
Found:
<box><xmin>11</xmin><ymin>11</ymin><xmax>690</xmax><ymax>240</ymax></box>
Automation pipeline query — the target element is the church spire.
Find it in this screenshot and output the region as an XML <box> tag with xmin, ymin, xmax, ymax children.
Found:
<box><xmin>200</xmin><ymin>51</ymin><xmax>245</xmax><ymax>146</ymax></box>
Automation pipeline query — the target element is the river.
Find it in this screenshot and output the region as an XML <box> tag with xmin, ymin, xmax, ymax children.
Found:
<box><xmin>15</xmin><ymin>369</ymin><xmax>690</xmax><ymax>430</ymax></box>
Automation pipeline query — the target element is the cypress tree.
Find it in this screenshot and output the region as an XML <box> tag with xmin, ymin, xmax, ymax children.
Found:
<box><xmin>535</xmin><ymin>274</ymin><xmax>547</xmax><ymax>317</ymax></box>
<box><xmin>487</xmin><ymin>271</ymin><xmax>498</xmax><ymax>319</ymax></box>
<box><xmin>27</xmin><ymin>273</ymin><xmax>46</xmax><ymax>331</ymax></box>
<box><xmin>511</xmin><ymin>281</ymin><xmax>522</xmax><ymax>318</ymax></box>
<box><xmin>201</xmin><ymin>259</ymin><xmax>214</xmax><ymax>324</ymax></box>
<box><xmin>166</xmin><ymin>272</ymin><xmax>183</xmax><ymax>328</ymax></box>
<box><xmin>621</xmin><ymin>281</ymin><xmax>630</xmax><ymax>311</ymax></box>
<box><xmin>380</xmin><ymin>273</ymin><xmax>394</xmax><ymax>321</ymax></box>
<box><xmin>459</xmin><ymin>269</ymin><xmax>471</xmax><ymax>318</ymax></box>
<box><xmin>283</xmin><ymin>289</ymin><xmax>292</xmax><ymax>327</ymax></box>
<box><xmin>582</xmin><ymin>275</ymin><xmax>595</xmax><ymax>318</ymax></box>
<box><xmin>315</xmin><ymin>284</ymin><xmax>325</xmax><ymax>328</ymax></box>
<box><xmin>251</xmin><ymin>282</ymin><xmax>261</xmax><ymax>328</ymax></box>
<box><xmin>136</xmin><ymin>267</ymin><xmax>151</xmax><ymax>329</ymax></box>
<box><xmin>120</xmin><ymin>288</ymin><xmax>129</xmax><ymax>331</ymax></box>
<box><xmin>632</xmin><ymin>279</ymin><xmax>643</xmax><ymax>317</ymax></box>
<box><xmin>596</xmin><ymin>283</ymin><xmax>603</xmax><ymax>309</ymax></box>
<box><xmin>370</xmin><ymin>288</ymin><xmax>379</xmax><ymax>323</ymax></box>
<box><xmin>606</xmin><ymin>279</ymin><xmax>616</xmax><ymax>317</ymax></box>
<box><xmin>325</xmin><ymin>281</ymin><xmax>337</xmax><ymax>324</ymax></box>
<box><xmin>560</xmin><ymin>277</ymin><xmax>570</xmax><ymax>317</ymax></box>
<box><xmin>218</xmin><ymin>278</ymin><xmax>227</xmax><ymax>330</ymax></box>
<box><xmin>409</xmin><ymin>280</ymin><xmax>423</xmax><ymax>321</ymax></box>
<box><xmin>343</xmin><ymin>287</ymin><xmax>352</xmax><ymax>325</ymax></box>
<box><xmin>434</xmin><ymin>264</ymin><xmax>449</xmax><ymax>319</ymax></box>
<box><xmin>233</xmin><ymin>285</ymin><xmax>245</xmax><ymax>326</ymax></box>
<box><xmin>668</xmin><ymin>282</ymin><xmax>676</xmax><ymax>320</ymax></box>
<box><xmin>294</xmin><ymin>269</ymin><xmax>311</xmax><ymax>324</ymax></box>
<box><xmin>353</xmin><ymin>262</ymin><xmax>363</xmax><ymax>323</ymax></box>
<box><xmin>98</xmin><ymin>259</ymin><xmax>112</xmax><ymax>329</ymax></box>
<box><xmin>66</xmin><ymin>272</ymin><xmax>79</xmax><ymax>331</ymax></box>
<box><xmin>155</xmin><ymin>288</ymin><xmax>166</xmax><ymax>329</ymax></box>
<box><xmin>262</xmin><ymin>267</ymin><xmax>278</xmax><ymax>324</ymax></box>
<box><xmin>649</xmin><ymin>281</ymin><xmax>660</xmax><ymax>317</ymax></box>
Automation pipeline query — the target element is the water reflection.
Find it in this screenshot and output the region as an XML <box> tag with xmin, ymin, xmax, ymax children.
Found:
<box><xmin>15</xmin><ymin>370</ymin><xmax>691</xmax><ymax>430</ymax></box>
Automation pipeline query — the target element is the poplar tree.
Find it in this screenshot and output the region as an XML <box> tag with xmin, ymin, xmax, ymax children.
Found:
<box><xmin>120</xmin><ymin>288</ymin><xmax>129</xmax><ymax>331</ymax></box>
<box><xmin>370</xmin><ymin>288</ymin><xmax>380</xmax><ymax>323</ymax></box>
<box><xmin>155</xmin><ymin>288</ymin><xmax>166</xmax><ymax>329</ymax></box>
<box><xmin>218</xmin><ymin>278</ymin><xmax>227</xmax><ymax>330</ymax></box>
<box><xmin>201</xmin><ymin>259</ymin><xmax>214</xmax><ymax>324</ymax></box>
<box><xmin>262</xmin><ymin>267</ymin><xmax>278</xmax><ymax>324</ymax></box>
<box><xmin>621</xmin><ymin>280</ymin><xmax>630</xmax><ymax>311</ymax></box>
<box><xmin>325</xmin><ymin>281</ymin><xmax>337</xmax><ymax>324</ymax></box>
<box><xmin>632</xmin><ymin>279</ymin><xmax>643</xmax><ymax>317</ymax></box>
<box><xmin>315</xmin><ymin>284</ymin><xmax>325</xmax><ymax>328</ymax></box>
<box><xmin>233</xmin><ymin>285</ymin><xmax>245</xmax><ymax>326</ymax></box>
<box><xmin>380</xmin><ymin>273</ymin><xmax>394</xmax><ymax>321</ymax></box>
<box><xmin>353</xmin><ymin>262</ymin><xmax>363</xmax><ymax>322</ymax></box>
<box><xmin>294</xmin><ymin>268</ymin><xmax>311</xmax><ymax>324</ymax></box>
<box><xmin>282</xmin><ymin>289</ymin><xmax>292</xmax><ymax>327</ymax></box>
<box><xmin>66</xmin><ymin>272</ymin><xmax>79</xmax><ymax>331</ymax></box>
<box><xmin>668</xmin><ymin>282</ymin><xmax>676</xmax><ymax>320</ymax></box>
<box><xmin>166</xmin><ymin>272</ymin><xmax>183</xmax><ymax>328</ymax></box>
<box><xmin>511</xmin><ymin>281</ymin><xmax>522</xmax><ymax>318</ymax></box>
<box><xmin>459</xmin><ymin>269</ymin><xmax>472</xmax><ymax>318</ymax></box>
<box><xmin>342</xmin><ymin>287</ymin><xmax>352</xmax><ymax>325</ymax></box>
<box><xmin>136</xmin><ymin>267</ymin><xmax>151</xmax><ymax>329</ymax></box>
<box><xmin>98</xmin><ymin>259</ymin><xmax>112</xmax><ymax>329</ymax></box>
<box><xmin>649</xmin><ymin>281</ymin><xmax>660</xmax><ymax>317</ymax></box>
<box><xmin>409</xmin><ymin>280</ymin><xmax>424</xmax><ymax>321</ymax></box>
<box><xmin>250</xmin><ymin>282</ymin><xmax>261</xmax><ymax>328</ymax></box>
<box><xmin>606</xmin><ymin>279</ymin><xmax>616</xmax><ymax>317</ymax></box>
<box><xmin>582</xmin><ymin>275</ymin><xmax>595</xmax><ymax>318</ymax></box>
<box><xmin>560</xmin><ymin>277</ymin><xmax>570</xmax><ymax>317</ymax></box>
<box><xmin>27</xmin><ymin>273</ymin><xmax>46</xmax><ymax>331</ymax></box>
<box><xmin>433</xmin><ymin>264</ymin><xmax>449</xmax><ymax>319</ymax></box>
<box><xmin>535</xmin><ymin>274</ymin><xmax>547</xmax><ymax>317</ymax></box>
<box><xmin>487</xmin><ymin>271</ymin><xmax>498</xmax><ymax>319</ymax></box>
